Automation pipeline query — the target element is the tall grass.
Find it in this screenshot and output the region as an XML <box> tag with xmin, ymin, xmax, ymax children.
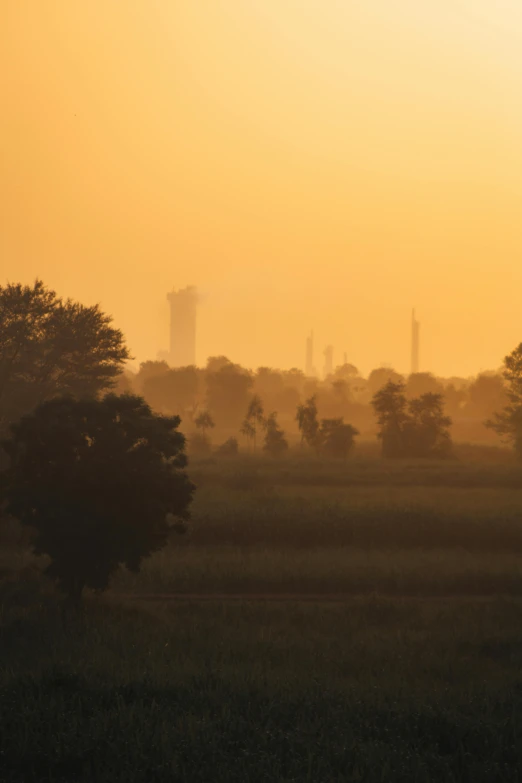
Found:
<box><xmin>2</xmin><ymin>596</ymin><xmax>522</xmax><ymax>781</ymax></box>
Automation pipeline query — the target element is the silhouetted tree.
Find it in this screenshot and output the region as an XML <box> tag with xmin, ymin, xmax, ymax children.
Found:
<box><xmin>0</xmin><ymin>280</ymin><xmax>129</xmax><ymax>434</ymax></box>
<box><xmin>319</xmin><ymin>418</ymin><xmax>359</xmax><ymax>459</ymax></box>
<box><xmin>371</xmin><ymin>381</ymin><xmax>409</xmax><ymax>458</ymax></box>
<box><xmin>243</xmin><ymin>394</ymin><xmax>265</xmax><ymax>451</ymax></box>
<box><xmin>240</xmin><ymin>418</ymin><xmax>256</xmax><ymax>450</ymax></box>
<box><xmin>206</xmin><ymin>361</ymin><xmax>253</xmax><ymax>428</ymax></box>
<box><xmin>0</xmin><ymin>394</ymin><xmax>194</xmax><ymax>606</ymax></box>
<box><xmin>487</xmin><ymin>344</ymin><xmax>522</xmax><ymax>457</ymax></box>
<box><xmin>372</xmin><ymin>381</ymin><xmax>452</xmax><ymax>459</ymax></box>
<box><xmin>404</xmin><ymin>393</ymin><xmax>453</xmax><ymax>458</ymax></box>
<box><xmin>263</xmin><ymin>412</ymin><xmax>289</xmax><ymax>457</ymax></box>
<box><xmin>296</xmin><ymin>395</ymin><xmax>320</xmax><ymax>450</ymax></box>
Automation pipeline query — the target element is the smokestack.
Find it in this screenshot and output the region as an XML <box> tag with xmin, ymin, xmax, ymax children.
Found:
<box><xmin>323</xmin><ymin>345</ymin><xmax>333</xmax><ymax>378</ymax></box>
<box><xmin>167</xmin><ymin>286</ymin><xmax>197</xmax><ymax>367</ymax></box>
<box><xmin>305</xmin><ymin>330</ymin><xmax>314</xmax><ymax>376</ymax></box>
<box><xmin>411</xmin><ymin>309</ymin><xmax>420</xmax><ymax>374</ymax></box>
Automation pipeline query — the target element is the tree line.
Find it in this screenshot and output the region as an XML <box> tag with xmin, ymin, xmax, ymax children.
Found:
<box><xmin>1</xmin><ymin>279</ymin><xmax>522</xmax><ymax>607</ymax></box>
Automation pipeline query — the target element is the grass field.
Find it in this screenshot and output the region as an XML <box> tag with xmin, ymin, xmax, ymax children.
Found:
<box><xmin>2</xmin><ymin>452</ymin><xmax>522</xmax><ymax>781</ymax></box>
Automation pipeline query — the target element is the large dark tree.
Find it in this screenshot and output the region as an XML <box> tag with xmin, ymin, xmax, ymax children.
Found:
<box><xmin>0</xmin><ymin>394</ymin><xmax>194</xmax><ymax>604</ymax></box>
<box><xmin>0</xmin><ymin>281</ymin><xmax>129</xmax><ymax>432</ymax></box>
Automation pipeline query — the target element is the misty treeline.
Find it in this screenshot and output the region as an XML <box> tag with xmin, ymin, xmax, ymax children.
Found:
<box><xmin>0</xmin><ymin>279</ymin><xmax>522</xmax><ymax>460</ymax></box>
<box><xmin>126</xmin><ymin>352</ymin><xmax>510</xmax><ymax>455</ymax></box>
<box><xmin>2</xmin><ymin>279</ymin><xmax>522</xmax><ymax>605</ymax></box>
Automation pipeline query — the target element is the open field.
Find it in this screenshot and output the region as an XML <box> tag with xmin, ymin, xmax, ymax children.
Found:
<box><xmin>2</xmin><ymin>591</ymin><xmax>522</xmax><ymax>782</ymax></box>
<box><xmin>2</xmin><ymin>453</ymin><xmax>522</xmax><ymax>781</ymax></box>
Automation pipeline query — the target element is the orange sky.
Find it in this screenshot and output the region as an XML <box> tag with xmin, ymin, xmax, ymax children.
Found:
<box><xmin>2</xmin><ymin>0</ymin><xmax>521</xmax><ymax>376</ymax></box>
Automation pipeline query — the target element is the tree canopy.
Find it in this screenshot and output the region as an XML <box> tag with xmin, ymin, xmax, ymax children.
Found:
<box><xmin>372</xmin><ymin>381</ymin><xmax>452</xmax><ymax>459</ymax></box>
<box><xmin>0</xmin><ymin>394</ymin><xmax>194</xmax><ymax>603</ymax></box>
<box><xmin>0</xmin><ymin>280</ymin><xmax>129</xmax><ymax>433</ymax></box>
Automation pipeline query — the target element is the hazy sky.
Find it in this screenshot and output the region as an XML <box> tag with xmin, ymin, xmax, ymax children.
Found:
<box><xmin>2</xmin><ymin>1</ymin><xmax>521</xmax><ymax>376</ymax></box>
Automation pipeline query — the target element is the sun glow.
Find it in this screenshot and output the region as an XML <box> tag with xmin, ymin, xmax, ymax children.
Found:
<box><xmin>2</xmin><ymin>0</ymin><xmax>521</xmax><ymax>375</ymax></box>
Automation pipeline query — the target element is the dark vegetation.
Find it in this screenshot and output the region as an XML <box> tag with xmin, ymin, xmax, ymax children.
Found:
<box><xmin>1</xmin><ymin>395</ymin><xmax>193</xmax><ymax>605</ymax></box>
<box><xmin>3</xmin><ymin>280</ymin><xmax>522</xmax><ymax>780</ymax></box>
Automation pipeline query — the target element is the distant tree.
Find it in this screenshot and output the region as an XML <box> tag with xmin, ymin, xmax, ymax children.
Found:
<box><xmin>296</xmin><ymin>395</ymin><xmax>320</xmax><ymax>450</ymax></box>
<box><xmin>367</xmin><ymin>367</ymin><xmax>404</xmax><ymax>399</ymax></box>
<box><xmin>206</xmin><ymin>362</ymin><xmax>253</xmax><ymax>428</ymax></box>
<box><xmin>142</xmin><ymin>366</ymin><xmax>199</xmax><ymax>418</ymax></box>
<box><xmin>404</xmin><ymin>393</ymin><xmax>453</xmax><ymax>458</ymax></box>
<box><xmin>254</xmin><ymin>367</ymin><xmax>285</xmax><ymax>401</ymax></box>
<box><xmin>263</xmin><ymin>412</ymin><xmax>289</xmax><ymax>457</ymax></box>
<box><xmin>371</xmin><ymin>381</ymin><xmax>409</xmax><ymax>458</ymax></box>
<box><xmin>240</xmin><ymin>418</ymin><xmax>256</xmax><ymax>450</ymax></box>
<box><xmin>487</xmin><ymin>345</ymin><xmax>522</xmax><ymax>457</ymax></box>
<box><xmin>206</xmin><ymin>355</ymin><xmax>233</xmax><ymax>374</ymax></box>
<box><xmin>0</xmin><ymin>394</ymin><xmax>194</xmax><ymax>606</ymax></box>
<box><xmin>243</xmin><ymin>395</ymin><xmax>265</xmax><ymax>451</ymax></box>
<box><xmin>332</xmin><ymin>363</ymin><xmax>359</xmax><ymax>380</ymax></box>
<box><xmin>0</xmin><ymin>280</ymin><xmax>129</xmax><ymax>434</ymax></box>
<box><xmin>273</xmin><ymin>385</ymin><xmax>301</xmax><ymax>417</ymax></box>
<box><xmin>443</xmin><ymin>383</ymin><xmax>468</xmax><ymax>418</ymax></box>
<box><xmin>466</xmin><ymin>373</ymin><xmax>507</xmax><ymax>420</ymax></box>
<box><xmin>135</xmin><ymin>360</ymin><xmax>170</xmax><ymax>392</ymax></box>
<box><xmin>319</xmin><ymin>418</ymin><xmax>359</xmax><ymax>459</ymax></box>
<box><xmin>216</xmin><ymin>436</ymin><xmax>239</xmax><ymax>457</ymax></box>
<box><xmin>405</xmin><ymin>372</ymin><xmax>443</xmax><ymax>399</ymax></box>
<box><xmin>194</xmin><ymin>410</ymin><xmax>215</xmax><ymax>432</ymax></box>
<box><xmin>282</xmin><ymin>368</ymin><xmax>306</xmax><ymax>397</ymax></box>
<box><xmin>372</xmin><ymin>381</ymin><xmax>453</xmax><ymax>459</ymax></box>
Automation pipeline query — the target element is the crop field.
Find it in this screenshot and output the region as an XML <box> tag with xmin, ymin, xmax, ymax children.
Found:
<box><xmin>2</xmin><ymin>452</ymin><xmax>522</xmax><ymax>781</ymax></box>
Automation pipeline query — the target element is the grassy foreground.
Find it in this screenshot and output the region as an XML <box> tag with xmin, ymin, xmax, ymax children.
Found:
<box><xmin>2</xmin><ymin>590</ymin><xmax>522</xmax><ymax>782</ymax></box>
<box><xmin>2</xmin><ymin>453</ymin><xmax>522</xmax><ymax>781</ymax></box>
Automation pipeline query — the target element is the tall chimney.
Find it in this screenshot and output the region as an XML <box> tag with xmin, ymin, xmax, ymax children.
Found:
<box><xmin>305</xmin><ymin>330</ymin><xmax>314</xmax><ymax>376</ymax></box>
<box><xmin>166</xmin><ymin>286</ymin><xmax>197</xmax><ymax>367</ymax></box>
<box><xmin>323</xmin><ymin>345</ymin><xmax>333</xmax><ymax>378</ymax></box>
<box><xmin>411</xmin><ymin>309</ymin><xmax>420</xmax><ymax>375</ymax></box>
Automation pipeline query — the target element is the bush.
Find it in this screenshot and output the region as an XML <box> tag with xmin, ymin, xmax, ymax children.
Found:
<box><xmin>216</xmin><ymin>437</ymin><xmax>239</xmax><ymax>457</ymax></box>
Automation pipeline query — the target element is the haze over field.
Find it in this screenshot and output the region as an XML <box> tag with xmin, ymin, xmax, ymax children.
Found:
<box><xmin>2</xmin><ymin>1</ymin><xmax>521</xmax><ymax>375</ymax></box>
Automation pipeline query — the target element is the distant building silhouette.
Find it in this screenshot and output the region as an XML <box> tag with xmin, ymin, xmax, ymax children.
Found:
<box><xmin>411</xmin><ymin>309</ymin><xmax>420</xmax><ymax>374</ymax></box>
<box><xmin>323</xmin><ymin>345</ymin><xmax>333</xmax><ymax>378</ymax></box>
<box><xmin>305</xmin><ymin>331</ymin><xmax>314</xmax><ymax>376</ymax></box>
<box><xmin>167</xmin><ymin>286</ymin><xmax>197</xmax><ymax>367</ymax></box>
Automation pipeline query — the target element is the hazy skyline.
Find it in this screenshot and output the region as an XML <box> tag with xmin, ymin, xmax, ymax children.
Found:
<box><xmin>2</xmin><ymin>1</ymin><xmax>521</xmax><ymax>376</ymax></box>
